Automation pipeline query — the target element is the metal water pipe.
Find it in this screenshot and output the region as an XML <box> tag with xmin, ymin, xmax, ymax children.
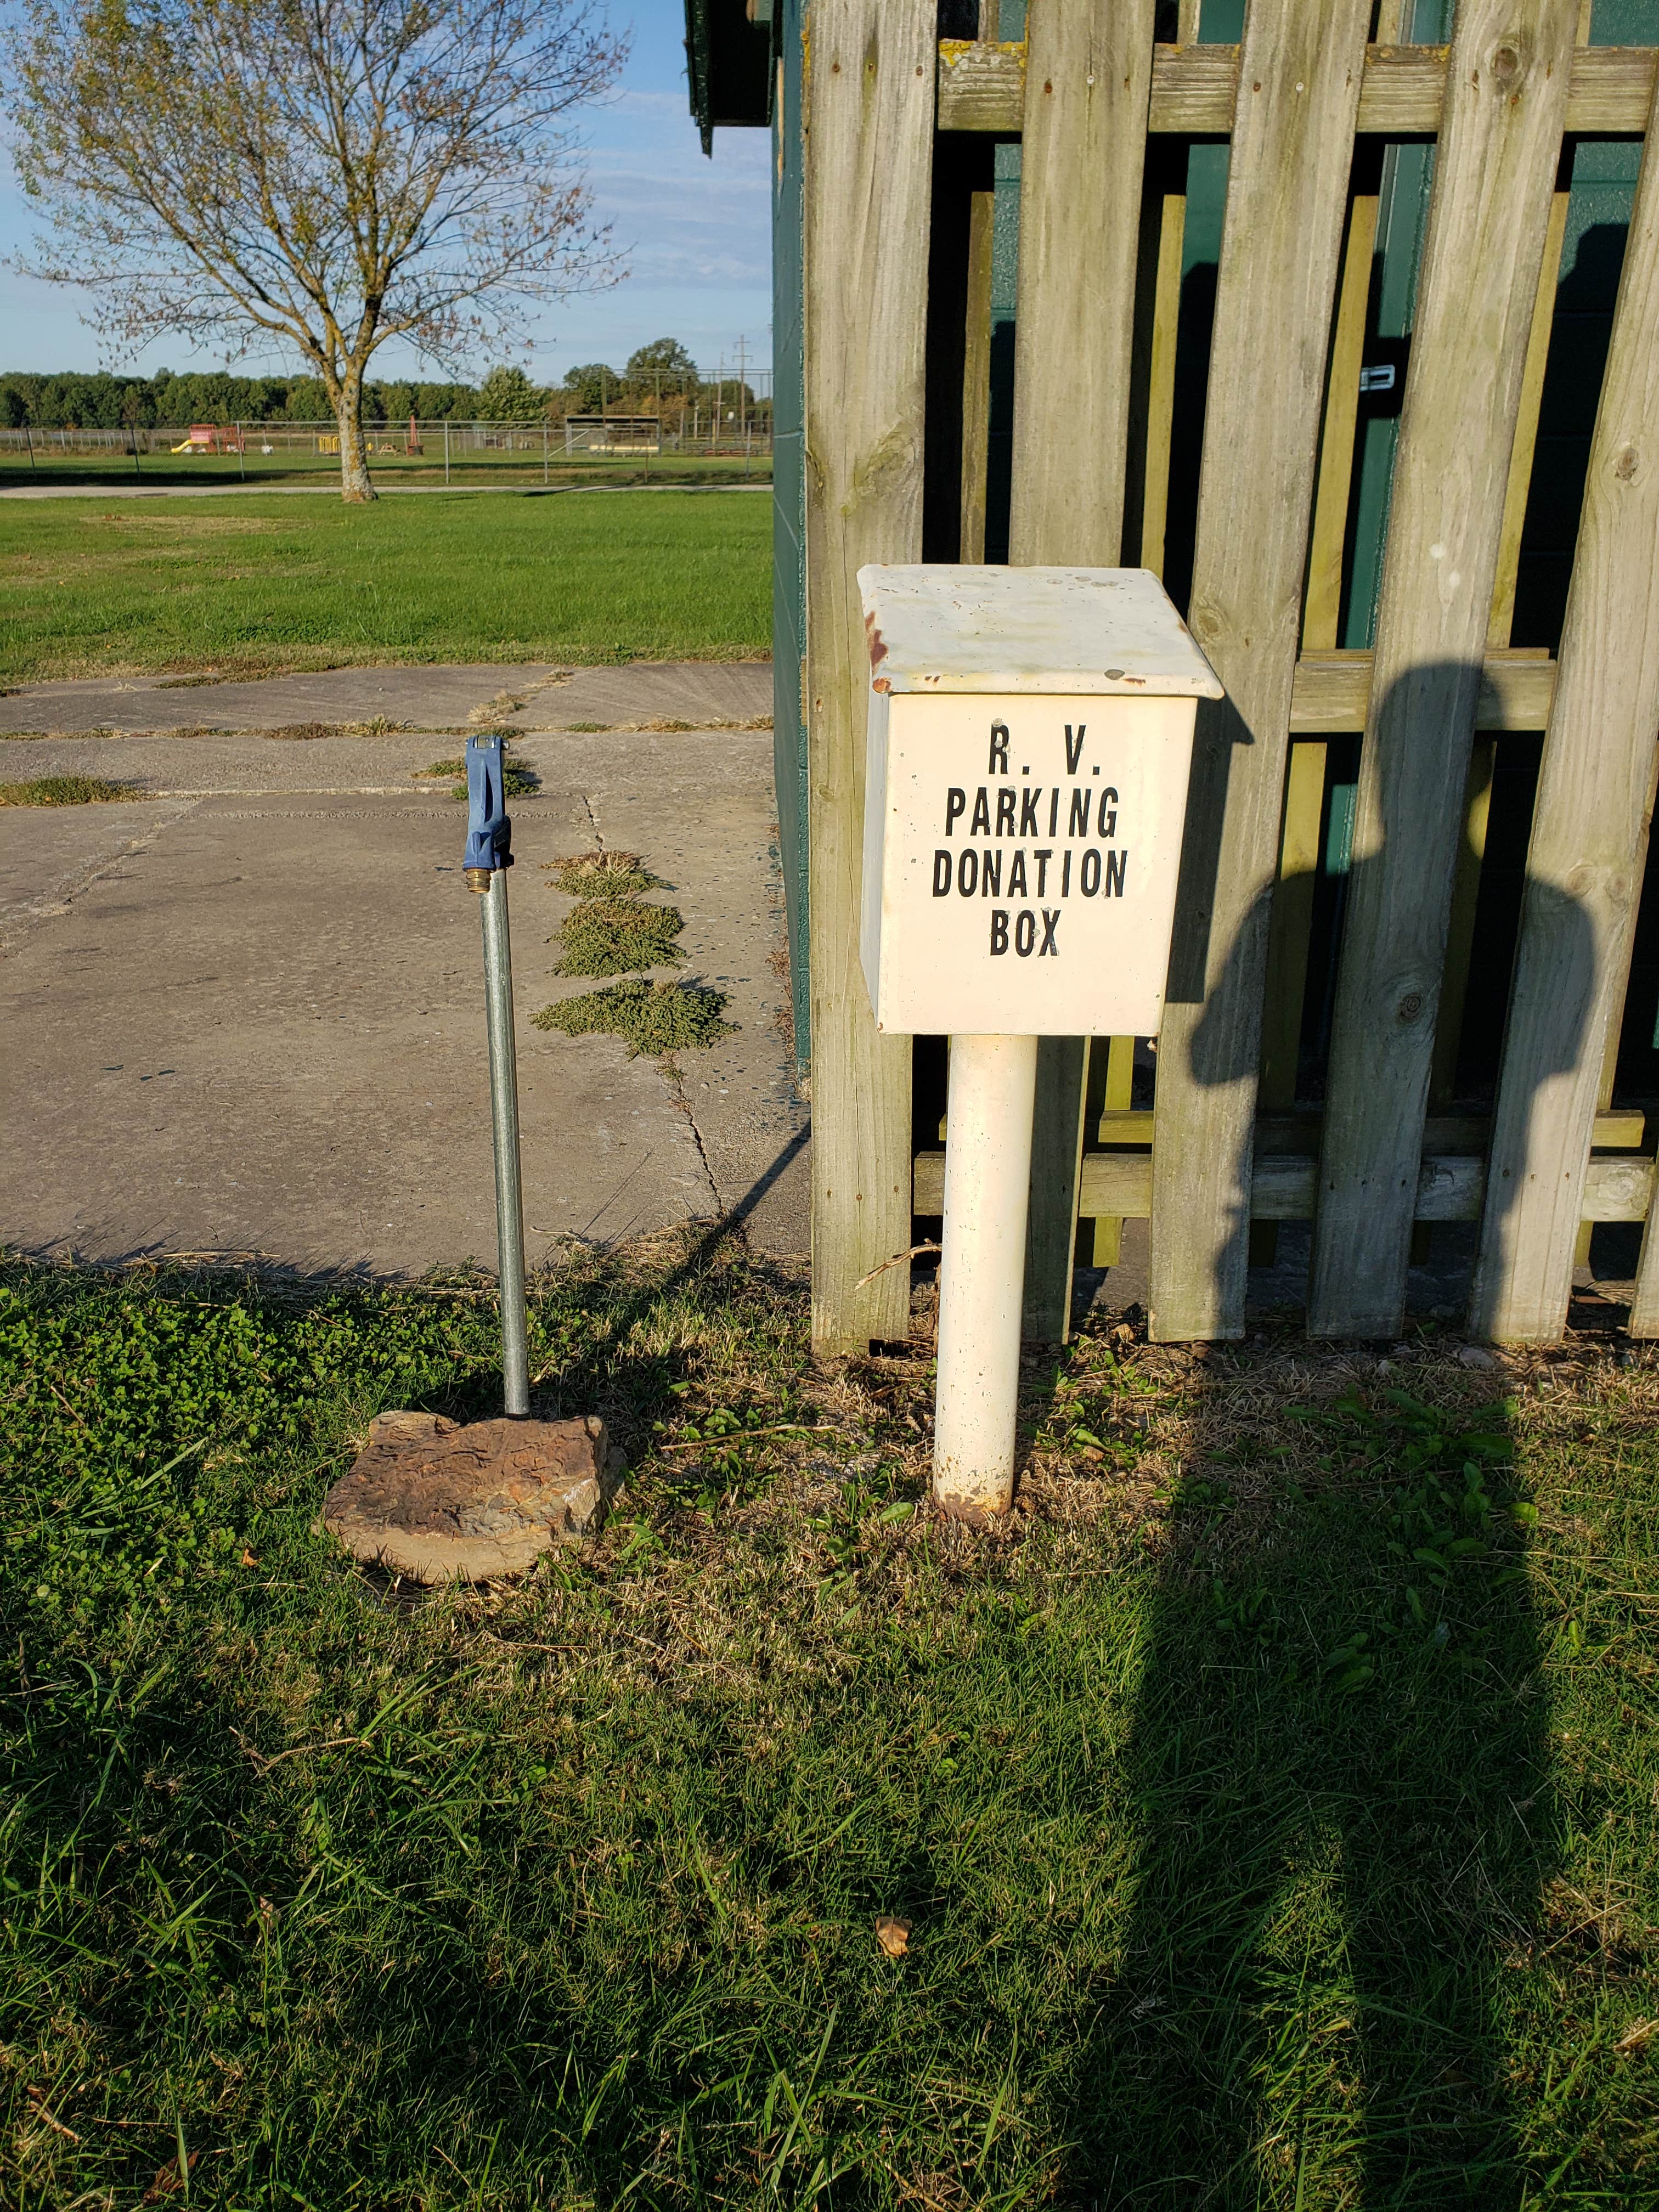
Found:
<box><xmin>464</xmin><ymin>733</ymin><xmax>529</xmax><ymax>1417</ymax></box>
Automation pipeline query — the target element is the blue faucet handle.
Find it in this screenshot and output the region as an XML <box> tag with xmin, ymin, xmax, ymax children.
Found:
<box><xmin>463</xmin><ymin>733</ymin><xmax>513</xmax><ymax>877</ymax></box>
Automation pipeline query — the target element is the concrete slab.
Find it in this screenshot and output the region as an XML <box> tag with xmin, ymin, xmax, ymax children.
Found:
<box><xmin>0</xmin><ymin>665</ymin><xmax>569</xmax><ymax>736</ymax></box>
<box><xmin>0</xmin><ymin>661</ymin><xmax>774</xmax><ymax>738</ymax></box>
<box><xmin>0</xmin><ymin>798</ymin><xmax>196</xmax><ymax>947</ymax></box>
<box><xmin>0</xmin><ymin>731</ymin><xmax>483</xmax><ymax>801</ymax></box>
<box><xmin>0</xmin><ymin>706</ymin><xmax>806</xmax><ymax>1276</ymax></box>
<box><xmin>515</xmin><ymin>731</ymin><xmax>809</xmax><ymax>1258</ymax></box>
<box><xmin>512</xmin><ymin>663</ymin><xmax>773</xmax><ymax>731</ymax></box>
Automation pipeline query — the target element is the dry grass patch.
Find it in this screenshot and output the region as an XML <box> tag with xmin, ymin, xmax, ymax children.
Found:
<box><xmin>0</xmin><ymin>775</ymin><xmax>137</xmax><ymax>806</ymax></box>
<box><xmin>542</xmin><ymin>849</ymin><xmax>666</xmax><ymax>896</ymax></box>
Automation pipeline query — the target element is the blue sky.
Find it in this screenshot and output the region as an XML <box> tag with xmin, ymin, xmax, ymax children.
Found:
<box><xmin>0</xmin><ymin>0</ymin><xmax>772</xmax><ymax>386</ymax></box>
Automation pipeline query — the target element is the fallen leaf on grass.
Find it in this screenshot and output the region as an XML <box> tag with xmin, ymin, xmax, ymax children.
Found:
<box><xmin>875</xmin><ymin>1915</ymin><xmax>911</xmax><ymax>1957</ymax></box>
<box><xmin>240</xmin><ymin>1548</ymin><xmax>258</xmax><ymax>1566</ymax></box>
<box><xmin>144</xmin><ymin>2151</ymin><xmax>199</xmax><ymax>2202</ymax></box>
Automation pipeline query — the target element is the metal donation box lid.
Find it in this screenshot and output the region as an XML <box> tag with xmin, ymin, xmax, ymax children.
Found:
<box><xmin>858</xmin><ymin>566</ymin><xmax>1223</xmax><ymax>1040</ymax></box>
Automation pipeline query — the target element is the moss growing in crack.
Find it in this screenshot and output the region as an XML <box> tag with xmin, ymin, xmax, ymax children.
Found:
<box><xmin>533</xmin><ymin>978</ymin><xmax>731</xmax><ymax>1057</ymax></box>
<box><xmin>553</xmin><ymin>900</ymin><xmax>684</xmax><ymax>977</ymax></box>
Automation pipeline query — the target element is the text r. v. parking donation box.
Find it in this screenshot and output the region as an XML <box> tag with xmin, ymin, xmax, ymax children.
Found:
<box><xmin>859</xmin><ymin>566</ymin><xmax>1223</xmax><ymax>1038</ymax></box>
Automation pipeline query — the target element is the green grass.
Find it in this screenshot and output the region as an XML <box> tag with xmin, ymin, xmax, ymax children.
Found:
<box><xmin>0</xmin><ymin>491</ymin><xmax>771</xmax><ymax>682</ymax></box>
<box><xmin>416</xmin><ymin>753</ymin><xmax>543</xmax><ymax>799</ymax></box>
<box><xmin>2</xmin><ymin>1247</ymin><xmax>1656</xmax><ymax>2207</ymax></box>
<box><xmin>1</xmin><ymin>449</ymin><xmax>771</xmax><ymax>493</ymax></box>
<box><xmin>0</xmin><ymin>774</ymin><xmax>134</xmax><ymax>805</ymax></box>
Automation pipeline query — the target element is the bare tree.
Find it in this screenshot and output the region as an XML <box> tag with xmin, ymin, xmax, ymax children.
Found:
<box><xmin>8</xmin><ymin>0</ymin><xmax>626</xmax><ymax>500</ymax></box>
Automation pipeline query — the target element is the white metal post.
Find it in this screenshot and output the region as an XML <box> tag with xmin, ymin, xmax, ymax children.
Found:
<box><xmin>933</xmin><ymin>1032</ymin><xmax>1039</xmax><ymax>1520</ymax></box>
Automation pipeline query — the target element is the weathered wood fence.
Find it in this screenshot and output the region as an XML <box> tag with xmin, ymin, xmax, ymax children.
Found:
<box><xmin>769</xmin><ymin>0</ymin><xmax>1659</xmax><ymax>1352</ymax></box>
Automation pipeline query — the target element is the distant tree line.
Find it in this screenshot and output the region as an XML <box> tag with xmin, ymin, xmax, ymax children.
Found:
<box><xmin>0</xmin><ymin>341</ymin><xmax>766</xmax><ymax>432</ymax></box>
<box><xmin>1</xmin><ymin>369</ymin><xmax>479</xmax><ymax>430</ymax></box>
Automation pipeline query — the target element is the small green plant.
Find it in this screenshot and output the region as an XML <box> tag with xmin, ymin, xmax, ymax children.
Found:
<box><xmin>415</xmin><ymin>752</ymin><xmax>539</xmax><ymax>798</ymax></box>
<box><xmin>0</xmin><ymin>775</ymin><xmax>134</xmax><ymax>805</ymax></box>
<box><xmin>553</xmin><ymin>899</ymin><xmax>684</xmax><ymax>977</ymax></box>
<box><xmin>543</xmin><ymin>849</ymin><xmax>665</xmax><ymax>896</ymax></box>
<box><xmin>533</xmin><ymin>977</ymin><xmax>731</xmax><ymax>1056</ymax></box>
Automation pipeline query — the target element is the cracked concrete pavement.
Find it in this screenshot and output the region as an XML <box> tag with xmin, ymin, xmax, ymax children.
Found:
<box><xmin>0</xmin><ymin>664</ymin><xmax>808</xmax><ymax>1277</ymax></box>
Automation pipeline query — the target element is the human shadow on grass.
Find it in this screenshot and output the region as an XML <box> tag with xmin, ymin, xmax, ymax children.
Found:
<box><xmin>1053</xmin><ymin>656</ymin><xmax>1598</xmax><ymax>2204</ymax></box>
<box><xmin>1057</xmin><ymin>1380</ymin><xmax>1553</xmax><ymax>2209</ymax></box>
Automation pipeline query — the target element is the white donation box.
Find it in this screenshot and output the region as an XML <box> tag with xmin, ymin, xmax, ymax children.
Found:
<box><xmin>855</xmin><ymin>566</ymin><xmax>1223</xmax><ymax>1526</ymax></box>
<box><xmin>859</xmin><ymin>566</ymin><xmax>1221</xmax><ymax>1040</ymax></box>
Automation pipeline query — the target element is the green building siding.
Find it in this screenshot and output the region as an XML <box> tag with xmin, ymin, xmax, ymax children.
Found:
<box><xmin>770</xmin><ymin>0</ymin><xmax>809</xmax><ymax>1069</ymax></box>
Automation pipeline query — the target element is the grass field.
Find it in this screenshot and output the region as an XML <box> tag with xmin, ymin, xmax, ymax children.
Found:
<box><xmin>0</xmin><ymin>491</ymin><xmax>772</xmax><ymax>682</ymax></box>
<box><xmin>0</xmin><ymin>451</ymin><xmax>771</xmax><ymax>494</ymax></box>
<box><xmin>3</xmin><ymin>1238</ymin><xmax>1655</xmax><ymax>2207</ymax></box>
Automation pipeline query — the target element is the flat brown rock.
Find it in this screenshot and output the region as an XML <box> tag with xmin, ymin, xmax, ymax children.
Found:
<box><xmin>322</xmin><ymin>1409</ymin><xmax>608</xmax><ymax>1582</ymax></box>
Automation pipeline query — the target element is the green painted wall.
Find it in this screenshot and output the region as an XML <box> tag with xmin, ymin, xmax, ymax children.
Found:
<box><xmin>771</xmin><ymin>0</ymin><xmax>809</xmax><ymax>1069</ymax></box>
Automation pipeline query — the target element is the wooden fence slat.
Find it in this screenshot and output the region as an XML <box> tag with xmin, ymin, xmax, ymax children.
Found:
<box><xmin>803</xmin><ymin>0</ymin><xmax>935</xmax><ymax>1353</ymax></box>
<box><xmin>959</xmin><ymin>189</ymin><xmax>995</xmax><ymax>564</ymax></box>
<box><xmin>1471</xmin><ymin>76</ymin><xmax>1659</xmax><ymax>1343</ymax></box>
<box><xmin>1009</xmin><ymin>0</ymin><xmax>1154</xmax><ymax>565</ymax></box>
<box><xmin>1008</xmin><ymin>0</ymin><xmax>1155</xmax><ymax>1344</ymax></box>
<box><xmin>1290</xmin><ymin>647</ymin><xmax>1555</xmax><ymax>731</ymax></box>
<box><xmin>1259</xmin><ymin>740</ymin><xmax>1328</xmax><ymax>1113</ymax></box>
<box><xmin>1305</xmin><ymin>193</ymin><xmax>1380</xmax><ymax>652</ymax></box>
<box><xmin>1086</xmin><ymin>1035</ymin><xmax>1136</xmax><ymax>1267</ymax></box>
<box><xmin>1098</xmin><ymin>1105</ymin><xmax>1643</xmax><ymax>1153</ymax></box>
<box><xmin>916</xmin><ymin>1148</ymin><xmax>1650</xmax><ymax>1226</ymax></box>
<box><xmin>1489</xmin><ymin>189</ymin><xmax>1572</xmax><ymax>648</ymax></box>
<box><xmin>1138</xmin><ymin>191</ymin><xmax>1186</xmax><ymax>578</ymax></box>
<box><xmin>936</xmin><ymin>41</ymin><xmax>1658</xmax><ymax>137</ymax></box>
<box><xmin>1022</xmin><ymin>1038</ymin><xmax>1088</xmax><ymax>1341</ymax></box>
<box><xmin>1309</xmin><ymin>0</ymin><xmax>1577</xmax><ymax>1342</ymax></box>
<box><xmin>1148</xmin><ymin>41</ymin><xmax>1243</xmax><ymax>130</ymax></box>
<box><xmin>1256</xmin><ymin>182</ymin><xmax>1382</xmax><ymax>1266</ymax></box>
<box><xmin>1146</xmin><ymin>0</ymin><xmax>1373</xmax><ymax>1344</ymax></box>
<box><xmin>936</xmin><ymin>38</ymin><xmax>1026</xmax><ymax>130</ymax></box>
<box><xmin>1428</xmin><ymin>738</ymin><xmax>1498</xmax><ymax>1109</ymax></box>
<box><xmin>1564</xmin><ymin>44</ymin><xmax>1659</xmax><ymax>129</ymax></box>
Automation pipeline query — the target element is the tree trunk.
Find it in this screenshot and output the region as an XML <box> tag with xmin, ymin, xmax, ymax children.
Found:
<box><xmin>336</xmin><ymin>375</ymin><xmax>376</xmax><ymax>503</ymax></box>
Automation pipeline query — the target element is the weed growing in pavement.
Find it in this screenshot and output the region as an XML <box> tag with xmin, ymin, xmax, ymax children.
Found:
<box><xmin>533</xmin><ymin>975</ymin><xmax>731</xmax><ymax>1055</ymax></box>
<box><xmin>415</xmin><ymin>745</ymin><xmax>540</xmax><ymax>798</ymax></box>
<box><xmin>543</xmin><ymin>848</ymin><xmax>666</xmax><ymax>896</ymax></box>
<box><xmin>0</xmin><ymin>774</ymin><xmax>136</xmax><ymax>805</ymax></box>
<box><xmin>552</xmin><ymin>898</ymin><xmax>684</xmax><ymax>976</ymax></box>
